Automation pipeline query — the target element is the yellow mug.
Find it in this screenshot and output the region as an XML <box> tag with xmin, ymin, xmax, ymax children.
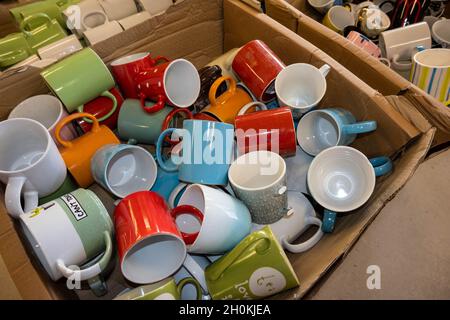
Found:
<box><xmin>323</xmin><ymin>6</ymin><xmax>355</xmax><ymax>34</ymax></box>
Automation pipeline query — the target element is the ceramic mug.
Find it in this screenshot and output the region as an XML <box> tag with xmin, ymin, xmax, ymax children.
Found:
<box><xmin>307</xmin><ymin>146</ymin><xmax>393</xmax><ymax>232</ymax></box>
<box><xmin>38</xmin><ymin>174</ymin><xmax>78</xmax><ymax>205</ymax></box>
<box><xmin>175</xmin><ymin>184</ymin><xmax>252</xmax><ymax>254</ymax></box>
<box><xmin>156</xmin><ymin>120</ymin><xmax>235</xmax><ymax>186</ymax></box>
<box><xmin>252</xmin><ymin>191</ymin><xmax>323</xmax><ymax>253</ymax></box>
<box><xmin>11</xmin><ymin>1</ymin><xmax>65</xmax><ymax>29</ymax></box>
<box><xmin>358</xmin><ymin>7</ymin><xmax>390</xmax><ymax>38</ymax></box>
<box><xmin>118</xmin><ymin>11</ymin><xmax>152</xmax><ymax>30</ymax></box>
<box><xmin>323</xmin><ymin>6</ymin><xmax>355</xmax><ymax>34</ymax></box>
<box><xmin>114</xmin><ymin>191</ymin><xmax>199</xmax><ymax>284</ymax></box>
<box><xmin>0</xmin><ymin>33</ymin><xmax>32</xmax><ymax>68</ymax></box>
<box><xmin>0</xmin><ymin>118</ymin><xmax>67</xmax><ymax>218</ymax></box>
<box><xmin>82</xmin><ymin>11</ymin><xmax>123</xmax><ymax>46</ymax></box>
<box><xmin>275</xmin><ymin>63</ymin><xmax>331</xmax><ymax>118</ymax></box>
<box><xmin>173</xmin><ymin>254</ymin><xmax>211</xmax><ymax>300</ymax></box>
<box><xmin>55</xmin><ymin>113</ymin><xmax>120</xmax><ymax>188</ymax></box>
<box><xmin>410</xmin><ymin>48</ymin><xmax>450</xmax><ymax>106</ymax></box>
<box><xmin>110</xmin><ymin>52</ymin><xmax>169</xmax><ymax>99</ymax></box>
<box><xmin>114</xmin><ymin>277</ymin><xmax>202</xmax><ymax>300</ymax></box>
<box><xmin>136</xmin><ymin>59</ymin><xmax>200</xmax><ymax>112</ymax></box>
<box><xmin>20</xmin><ymin>188</ymin><xmax>113</xmax><ymax>282</ymax></box>
<box><xmin>202</xmin><ymin>76</ymin><xmax>253</xmax><ymax>124</ymax></box>
<box><xmin>37</xmin><ymin>35</ymin><xmax>83</xmax><ymax>61</ymax></box>
<box><xmin>307</xmin><ymin>0</ymin><xmax>335</xmax><ymax>15</ymax></box>
<box><xmin>138</xmin><ymin>0</ymin><xmax>173</xmax><ymax>16</ymax></box>
<box><xmin>206</xmin><ymin>48</ymin><xmax>240</xmax><ymax>81</ymax></box>
<box><xmin>205</xmin><ymin>226</ymin><xmax>299</xmax><ymax>300</ymax></box>
<box><xmin>229</xmin><ymin>151</ymin><xmax>289</xmax><ymax>225</ymax></box>
<box><xmin>8</xmin><ymin>95</ymin><xmax>77</xmax><ymax>146</ymax></box>
<box><xmin>232</xmin><ymin>40</ymin><xmax>285</xmax><ymax>102</ymax></box>
<box><xmin>346</xmin><ymin>31</ymin><xmax>381</xmax><ymax>58</ymax></box>
<box><xmin>99</xmin><ymin>0</ymin><xmax>138</xmax><ymax>21</ymax></box>
<box><xmin>432</xmin><ymin>19</ymin><xmax>450</xmax><ymax>49</ymax></box>
<box><xmin>63</xmin><ymin>0</ymin><xmax>106</xmax><ymax>37</ymax></box>
<box><xmin>41</xmin><ymin>48</ymin><xmax>118</xmax><ymax>122</ymax></box>
<box><xmin>285</xmin><ymin>146</ymin><xmax>314</xmax><ymax>195</ymax></box>
<box><xmin>235</xmin><ymin>106</ymin><xmax>296</xmax><ymax>158</ymax></box>
<box><xmin>91</xmin><ymin>144</ymin><xmax>157</xmax><ymax>198</ymax></box>
<box><xmin>297</xmin><ymin>108</ymin><xmax>377</xmax><ymax>156</ymax></box>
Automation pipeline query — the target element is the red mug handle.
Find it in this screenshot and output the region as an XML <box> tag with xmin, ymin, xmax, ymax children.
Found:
<box><xmin>162</xmin><ymin>108</ymin><xmax>194</xmax><ymax>145</ymax></box>
<box><xmin>139</xmin><ymin>93</ymin><xmax>166</xmax><ymax>113</ymax></box>
<box><xmin>151</xmin><ymin>56</ymin><xmax>170</xmax><ymax>66</ymax></box>
<box><xmin>171</xmin><ymin>205</ymin><xmax>204</xmax><ymax>245</ymax></box>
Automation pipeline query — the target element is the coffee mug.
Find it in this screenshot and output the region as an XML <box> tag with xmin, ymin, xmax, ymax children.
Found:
<box><xmin>307</xmin><ymin>0</ymin><xmax>335</xmax><ymax>15</ymax></box>
<box><xmin>39</xmin><ymin>174</ymin><xmax>78</xmax><ymax>205</ymax></box>
<box><xmin>358</xmin><ymin>7</ymin><xmax>390</xmax><ymax>38</ymax></box>
<box><xmin>118</xmin><ymin>11</ymin><xmax>152</xmax><ymax>30</ymax></box>
<box><xmin>37</xmin><ymin>35</ymin><xmax>83</xmax><ymax>61</ymax></box>
<box><xmin>202</xmin><ymin>76</ymin><xmax>253</xmax><ymax>124</ymax></box>
<box><xmin>41</xmin><ymin>48</ymin><xmax>118</xmax><ymax>122</ymax></box>
<box><xmin>175</xmin><ymin>184</ymin><xmax>252</xmax><ymax>254</ymax></box>
<box><xmin>114</xmin><ymin>191</ymin><xmax>199</xmax><ymax>284</ymax></box>
<box><xmin>346</xmin><ymin>31</ymin><xmax>381</xmax><ymax>58</ymax></box>
<box><xmin>82</xmin><ymin>11</ymin><xmax>123</xmax><ymax>46</ymax></box>
<box><xmin>229</xmin><ymin>151</ymin><xmax>289</xmax><ymax>225</ymax></box>
<box><xmin>192</xmin><ymin>65</ymin><xmax>227</xmax><ymax>113</ymax></box>
<box><xmin>91</xmin><ymin>144</ymin><xmax>157</xmax><ymax>198</ymax></box>
<box><xmin>63</xmin><ymin>0</ymin><xmax>106</xmax><ymax>37</ymax></box>
<box><xmin>252</xmin><ymin>191</ymin><xmax>323</xmax><ymax>253</ymax></box>
<box><xmin>8</xmin><ymin>95</ymin><xmax>77</xmax><ymax>146</ymax></box>
<box><xmin>297</xmin><ymin>108</ymin><xmax>377</xmax><ymax>156</ymax></box>
<box><xmin>99</xmin><ymin>0</ymin><xmax>138</xmax><ymax>21</ymax></box>
<box><xmin>156</xmin><ymin>120</ymin><xmax>235</xmax><ymax>186</ymax></box>
<box><xmin>115</xmin><ymin>277</ymin><xmax>202</xmax><ymax>300</ymax></box>
<box><xmin>232</xmin><ymin>40</ymin><xmax>285</xmax><ymax>102</ymax></box>
<box><xmin>55</xmin><ymin>113</ymin><xmax>120</xmax><ymax>188</ymax></box>
<box><xmin>205</xmin><ymin>226</ymin><xmax>299</xmax><ymax>300</ymax></box>
<box><xmin>235</xmin><ymin>106</ymin><xmax>296</xmax><ymax>157</ymax></box>
<box><xmin>432</xmin><ymin>19</ymin><xmax>450</xmax><ymax>49</ymax></box>
<box><xmin>206</xmin><ymin>48</ymin><xmax>240</xmax><ymax>81</ymax></box>
<box><xmin>307</xmin><ymin>146</ymin><xmax>393</xmax><ymax>232</ymax></box>
<box><xmin>150</xmin><ymin>166</ymin><xmax>182</xmax><ymax>204</ymax></box>
<box><xmin>410</xmin><ymin>48</ymin><xmax>450</xmax><ymax>106</ymax></box>
<box><xmin>111</xmin><ymin>52</ymin><xmax>169</xmax><ymax>99</ymax></box>
<box><xmin>275</xmin><ymin>63</ymin><xmax>330</xmax><ymax>118</ymax></box>
<box><xmin>0</xmin><ymin>118</ymin><xmax>67</xmax><ymax>218</ymax></box>
<box><xmin>0</xmin><ymin>33</ymin><xmax>32</xmax><ymax>68</ymax></box>
<box><xmin>10</xmin><ymin>1</ymin><xmax>65</xmax><ymax>29</ymax></box>
<box><xmin>285</xmin><ymin>146</ymin><xmax>314</xmax><ymax>195</ymax></box>
<box><xmin>20</xmin><ymin>188</ymin><xmax>113</xmax><ymax>282</ymax></box>
<box><xmin>323</xmin><ymin>6</ymin><xmax>355</xmax><ymax>34</ymax></box>
<box><xmin>138</xmin><ymin>0</ymin><xmax>173</xmax><ymax>16</ymax></box>
<box><xmin>136</xmin><ymin>59</ymin><xmax>200</xmax><ymax>112</ymax></box>
<box><xmin>161</xmin><ymin>108</ymin><xmax>194</xmax><ymax>144</ymax></box>
<box><xmin>173</xmin><ymin>254</ymin><xmax>211</xmax><ymax>300</ymax></box>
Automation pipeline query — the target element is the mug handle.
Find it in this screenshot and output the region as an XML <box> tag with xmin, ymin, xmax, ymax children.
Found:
<box><xmin>169</xmin><ymin>183</ymin><xmax>188</xmax><ymax>208</ymax></box>
<box><xmin>139</xmin><ymin>93</ymin><xmax>166</xmax><ymax>114</ymax></box>
<box><xmin>322</xmin><ymin>210</ymin><xmax>337</xmax><ymax>233</ymax></box>
<box><xmin>55</xmin><ymin>113</ymin><xmax>101</xmax><ymax>148</ymax></box>
<box><xmin>20</xmin><ymin>13</ymin><xmax>52</xmax><ymax>36</ymax></box>
<box><xmin>391</xmin><ymin>54</ymin><xmax>412</xmax><ymax>71</ymax></box>
<box><xmin>161</xmin><ymin>108</ymin><xmax>193</xmax><ymax>144</ymax></box>
<box><xmin>319</xmin><ymin>64</ymin><xmax>331</xmax><ymax>78</ymax></box>
<box><xmin>56</xmin><ymin>231</ymin><xmax>112</xmax><ymax>281</ymax></box>
<box><xmin>208</xmin><ymin>76</ymin><xmax>236</xmax><ymax>107</ymax></box>
<box><xmin>5</xmin><ymin>176</ymin><xmax>38</xmax><ymax>219</ymax></box>
<box><xmin>369</xmin><ymin>156</ymin><xmax>393</xmax><ymax>177</ymax></box>
<box><xmin>237</xmin><ymin>101</ymin><xmax>268</xmax><ymax>116</ymax></box>
<box><xmin>77</xmin><ymin>90</ymin><xmax>118</xmax><ymax>123</ymax></box>
<box><xmin>205</xmin><ymin>229</ymin><xmax>272</xmax><ymax>282</ymax></box>
<box><xmin>281</xmin><ymin>217</ymin><xmax>324</xmax><ymax>253</ymax></box>
<box><xmin>155</xmin><ymin>128</ymin><xmax>184</xmax><ymax>172</ymax></box>
<box><xmin>148</xmin><ymin>55</ymin><xmax>170</xmax><ymax>67</ymax></box>
<box><xmin>176</xmin><ymin>277</ymin><xmax>203</xmax><ymax>300</ymax></box>
<box><xmin>170</xmin><ymin>205</ymin><xmax>204</xmax><ymax>245</ymax></box>
<box><xmin>81</xmin><ymin>11</ymin><xmax>109</xmax><ymax>30</ymax></box>
<box><xmin>342</xmin><ymin>120</ymin><xmax>377</xmax><ymax>135</ymax></box>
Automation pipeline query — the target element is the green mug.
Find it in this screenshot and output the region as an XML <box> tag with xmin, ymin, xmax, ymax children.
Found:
<box><xmin>114</xmin><ymin>277</ymin><xmax>203</xmax><ymax>300</ymax></box>
<box><xmin>205</xmin><ymin>226</ymin><xmax>299</xmax><ymax>300</ymax></box>
<box><xmin>0</xmin><ymin>33</ymin><xmax>32</xmax><ymax>68</ymax></box>
<box><xmin>41</xmin><ymin>48</ymin><xmax>117</xmax><ymax>122</ymax></box>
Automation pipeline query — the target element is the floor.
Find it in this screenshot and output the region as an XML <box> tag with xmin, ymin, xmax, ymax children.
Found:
<box><xmin>307</xmin><ymin>148</ymin><xmax>450</xmax><ymax>300</ymax></box>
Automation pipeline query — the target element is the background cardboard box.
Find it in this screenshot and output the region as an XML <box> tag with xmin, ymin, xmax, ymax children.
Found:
<box><xmin>0</xmin><ymin>0</ymin><xmax>435</xmax><ymax>299</ymax></box>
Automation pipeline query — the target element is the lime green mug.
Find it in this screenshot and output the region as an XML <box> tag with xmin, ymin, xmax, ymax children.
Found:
<box><xmin>41</xmin><ymin>48</ymin><xmax>117</xmax><ymax>122</ymax></box>
<box><xmin>205</xmin><ymin>226</ymin><xmax>299</xmax><ymax>300</ymax></box>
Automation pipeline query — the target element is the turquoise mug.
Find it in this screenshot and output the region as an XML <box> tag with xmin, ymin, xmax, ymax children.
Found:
<box><xmin>297</xmin><ymin>108</ymin><xmax>377</xmax><ymax>156</ymax></box>
<box><xmin>156</xmin><ymin>120</ymin><xmax>235</xmax><ymax>186</ymax></box>
<box><xmin>150</xmin><ymin>166</ymin><xmax>184</xmax><ymax>206</ymax></box>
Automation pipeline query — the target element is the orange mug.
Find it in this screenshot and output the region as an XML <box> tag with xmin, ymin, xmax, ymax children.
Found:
<box><xmin>55</xmin><ymin>113</ymin><xmax>120</xmax><ymax>188</ymax></box>
<box><xmin>202</xmin><ymin>76</ymin><xmax>253</xmax><ymax>124</ymax></box>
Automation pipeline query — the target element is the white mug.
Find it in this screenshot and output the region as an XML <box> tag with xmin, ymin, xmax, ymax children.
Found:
<box><xmin>138</xmin><ymin>0</ymin><xmax>174</xmax><ymax>16</ymax></box>
<box><xmin>173</xmin><ymin>254</ymin><xmax>210</xmax><ymax>300</ymax></box>
<box><xmin>175</xmin><ymin>184</ymin><xmax>252</xmax><ymax>254</ymax></box>
<box><xmin>63</xmin><ymin>0</ymin><xmax>106</xmax><ymax>37</ymax></box>
<box><xmin>275</xmin><ymin>63</ymin><xmax>331</xmax><ymax>118</ymax></box>
<box><xmin>118</xmin><ymin>11</ymin><xmax>152</xmax><ymax>30</ymax></box>
<box><xmin>99</xmin><ymin>0</ymin><xmax>138</xmax><ymax>21</ymax></box>
<box><xmin>252</xmin><ymin>191</ymin><xmax>323</xmax><ymax>253</ymax></box>
<box><xmin>82</xmin><ymin>11</ymin><xmax>123</xmax><ymax>46</ymax></box>
<box><xmin>432</xmin><ymin>19</ymin><xmax>450</xmax><ymax>49</ymax></box>
<box><xmin>37</xmin><ymin>35</ymin><xmax>83</xmax><ymax>61</ymax></box>
<box><xmin>8</xmin><ymin>95</ymin><xmax>77</xmax><ymax>146</ymax></box>
<box><xmin>285</xmin><ymin>146</ymin><xmax>314</xmax><ymax>195</ymax></box>
<box><xmin>307</xmin><ymin>0</ymin><xmax>334</xmax><ymax>15</ymax></box>
<box><xmin>0</xmin><ymin>119</ymin><xmax>67</xmax><ymax>218</ymax></box>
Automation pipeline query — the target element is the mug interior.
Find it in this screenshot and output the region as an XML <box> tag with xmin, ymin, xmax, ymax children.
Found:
<box><xmin>309</xmin><ymin>0</ymin><xmax>334</xmax><ymax>7</ymax></box>
<box><xmin>122</xmin><ymin>233</ymin><xmax>186</xmax><ymax>284</ymax></box>
<box><xmin>298</xmin><ymin>111</ymin><xmax>339</xmax><ymax>155</ymax></box>
<box><xmin>0</xmin><ymin>119</ymin><xmax>49</xmax><ymax>173</ymax></box>
<box><xmin>414</xmin><ymin>48</ymin><xmax>450</xmax><ymax>68</ymax></box>
<box><xmin>175</xmin><ymin>184</ymin><xmax>205</xmax><ymax>235</ymax></box>
<box><xmin>164</xmin><ymin>59</ymin><xmax>200</xmax><ymax>108</ymax></box>
<box><xmin>329</xmin><ymin>6</ymin><xmax>355</xmax><ymax>30</ymax></box>
<box><xmin>433</xmin><ymin>20</ymin><xmax>450</xmax><ymax>43</ymax></box>
<box><xmin>110</xmin><ymin>52</ymin><xmax>149</xmax><ymax>66</ymax></box>
<box><xmin>308</xmin><ymin>147</ymin><xmax>375</xmax><ymax>212</ymax></box>
<box><xmin>106</xmin><ymin>147</ymin><xmax>157</xmax><ymax>198</ymax></box>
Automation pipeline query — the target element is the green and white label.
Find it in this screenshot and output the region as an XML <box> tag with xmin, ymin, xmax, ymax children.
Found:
<box><xmin>61</xmin><ymin>193</ymin><xmax>88</xmax><ymax>221</ymax></box>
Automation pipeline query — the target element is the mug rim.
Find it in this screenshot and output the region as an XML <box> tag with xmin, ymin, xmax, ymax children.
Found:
<box><xmin>110</xmin><ymin>52</ymin><xmax>150</xmax><ymax>66</ymax></box>
<box><xmin>413</xmin><ymin>48</ymin><xmax>450</xmax><ymax>68</ymax></box>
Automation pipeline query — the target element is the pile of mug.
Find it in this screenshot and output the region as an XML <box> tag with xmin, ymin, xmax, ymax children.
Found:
<box><xmin>0</xmin><ymin>39</ymin><xmax>393</xmax><ymax>300</ymax></box>
<box><xmin>308</xmin><ymin>0</ymin><xmax>450</xmax><ymax>106</ymax></box>
<box><xmin>0</xmin><ymin>0</ymin><xmax>176</xmax><ymax>71</ymax></box>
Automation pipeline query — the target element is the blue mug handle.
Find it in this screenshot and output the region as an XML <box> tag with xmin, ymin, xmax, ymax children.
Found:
<box><xmin>321</xmin><ymin>156</ymin><xmax>393</xmax><ymax>233</ymax></box>
<box><xmin>156</xmin><ymin>128</ymin><xmax>182</xmax><ymax>172</ymax></box>
<box><xmin>342</xmin><ymin>121</ymin><xmax>377</xmax><ymax>135</ymax></box>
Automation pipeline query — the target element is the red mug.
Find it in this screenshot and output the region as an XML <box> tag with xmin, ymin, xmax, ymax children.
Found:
<box><xmin>76</xmin><ymin>87</ymin><xmax>124</xmax><ymax>133</ymax></box>
<box><xmin>232</xmin><ymin>40</ymin><xmax>285</xmax><ymax>102</ymax></box>
<box><xmin>114</xmin><ymin>191</ymin><xmax>201</xmax><ymax>284</ymax></box>
<box><xmin>135</xmin><ymin>59</ymin><xmax>201</xmax><ymax>113</ymax></box>
<box><xmin>161</xmin><ymin>108</ymin><xmax>193</xmax><ymax>145</ymax></box>
<box><xmin>235</xmin><ymin>106</ymin><xmax>296</xmax><ymax>157</ymax></box>
<box><xmin>110</xmin><ymin>52</ymin><xmax>169</xmax><ymax>99</ymax></box>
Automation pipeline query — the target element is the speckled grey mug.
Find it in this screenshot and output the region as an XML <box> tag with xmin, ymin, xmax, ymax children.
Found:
<box><xmin>228</xmin><ymin>151</ymin><xmax>289</xmax><ymax>224</ymax></box>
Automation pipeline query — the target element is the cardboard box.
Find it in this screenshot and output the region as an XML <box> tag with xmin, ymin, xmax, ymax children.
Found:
<box><xmin>264</xmin><ymin>0</ymin><xmax>450</xmax><ymax>148</ymax></box>
<box><xmin>0</xmin><ymin>0</ymin><xmax>435</xmax><ymax>299</ymax></box>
